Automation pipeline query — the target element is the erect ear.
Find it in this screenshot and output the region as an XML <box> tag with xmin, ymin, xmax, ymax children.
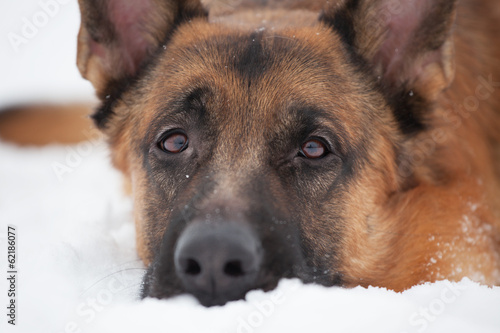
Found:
<box><xmin>320</xmin><ymin>0</ymin><xmax>458</xmax><ymax>134</ymax></box>
<box><xmin>77</xmin><ymin>0</ymin><xmax>207</xmax><ymax>100</ymax></box>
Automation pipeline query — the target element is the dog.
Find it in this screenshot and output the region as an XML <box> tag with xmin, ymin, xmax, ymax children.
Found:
<box><xmin>4</xmin><ymin>0</ymin><xmax>497</xmax><ymax>307</ymax></box>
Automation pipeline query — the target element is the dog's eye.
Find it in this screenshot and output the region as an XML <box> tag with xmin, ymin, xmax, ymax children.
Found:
<box><xmin>159</xmin><ymin>131</ymin><xmax>188</xmax><ymax>153</ymax></box>
<box><xmin>299</xmin><ymin>139</ymin><xmax>328</xmax><ymax>159</ymax></box>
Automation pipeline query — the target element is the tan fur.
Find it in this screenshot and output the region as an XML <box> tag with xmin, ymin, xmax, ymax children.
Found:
<box><xmin>4</xmin><ymin>0</ymin><xmax>498</xmax><ymax>294</ymax></box>
<box><xmin>128</xmin><ymin>0</ymin><xmax>500</xmax><ymax>289</ymax></box>
<box><xmin>0</xmin><ymin>104</ymin><xmax>98</xmax><ymax>146</ymax></box>
<box><xmin>338</xmin><ymin>0</ymin><xmax>500</xmax><ymax>289</ymax></box>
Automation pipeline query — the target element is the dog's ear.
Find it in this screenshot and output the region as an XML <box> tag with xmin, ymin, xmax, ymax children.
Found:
<box><xmin>320</xmin><ymin>0</ymin><xmax>458</xmax><ymax>134</ymax></box>
<box><xmin>77</xmin><ymin>0</ymin><xmax>207</xmax><ymax>98</ymax></box>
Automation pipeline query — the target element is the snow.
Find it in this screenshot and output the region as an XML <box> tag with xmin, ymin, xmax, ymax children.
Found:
<box><xmin>0</xmin><ymin>136</ymin><xmax>499</xmax><ymax>333</ymax></box>
<box><xmin>0</xmin><ymin>0</ymin><xmax>95</xmax><ymax>107</ymax></box>
<box><xmin>1</xmin><ymin>1</ymin><xmax>500</xmax><ymax>332</ymax></box>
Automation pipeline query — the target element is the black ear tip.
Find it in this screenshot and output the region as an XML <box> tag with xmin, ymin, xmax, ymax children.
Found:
<box><xmin>91</xmin><ymin>75</ymin><xmax>136</xmax><ymax>131</ymax></box>
<box><xmin>388</xmin><ymin>87</ymin><xmax>429</xmax><ymax>136</ymax></box>
<box><xmin>317</xmin><ymin>9</ymin><xmax>328</xmax><ymax>22</ymax></box>
<box><xmin>318</xmin><ymin>0</ymin><xmax>360</xmax><ymax>48</ymax></box>
<box><xmin>181</xmin><ymin>3</ymin><xmax>208</xmax><ymax>19</ymax></box>
<box><xmin>91</xmin><ymin>103</ymin><xmax>114</xmax><ymax>130</ymax></box>
<box><xmin>90</xmin><ymin>91</ymin><xmax>117</xmax><ymax>130</ymax></box>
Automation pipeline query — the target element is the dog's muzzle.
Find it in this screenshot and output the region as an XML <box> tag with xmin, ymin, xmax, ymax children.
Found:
<box><xmin>174</xmin><ymin>221</ymin><xmax>263</xmax><ymax>306</ymax></box>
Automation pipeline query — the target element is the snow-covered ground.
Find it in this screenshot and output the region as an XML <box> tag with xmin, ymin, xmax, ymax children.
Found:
<box><xmin>1</xmin><ymin>1</ymin><xmax>500</xmax><ymax>333</ymax></box>
<box><xmin>0</xmin><ymin>140</ymin><xmax>499</xmax><ymax>333</ymax></box>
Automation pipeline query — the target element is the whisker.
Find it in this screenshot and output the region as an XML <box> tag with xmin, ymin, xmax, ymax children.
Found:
<box><xmin>81</xmin><ymin>268</ymin><xmax>146</xmax><ymax>296</ymax></box>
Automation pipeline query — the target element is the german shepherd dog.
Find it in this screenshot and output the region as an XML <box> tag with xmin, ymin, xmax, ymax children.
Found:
<box><xmin>67</xmin><ymin>0</ymin><xmax>500</xmax><ymax>306</ymax></box>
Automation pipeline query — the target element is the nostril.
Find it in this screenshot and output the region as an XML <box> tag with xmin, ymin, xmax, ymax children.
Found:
<box><xmin>174</xmin><ymin>222</ymin><xmax>263</xmax><ymax>305</ymax></box>
<box><xmin>185</xmin><ymin>258</ymin><xmax>201</xmax><ymax>275</ymax></box>
<box><xmin>224</xmin><ymin>260</ymin><xmax>244</xmax><ymax>277</ymax></box>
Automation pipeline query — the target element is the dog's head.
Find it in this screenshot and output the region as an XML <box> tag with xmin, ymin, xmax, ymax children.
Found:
<box><xmin>77</xmin><ymin>0</ymin><xmax>458</xmax><ymax>306</ymax></box>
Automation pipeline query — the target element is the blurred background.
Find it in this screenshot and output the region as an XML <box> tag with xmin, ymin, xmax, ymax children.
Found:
<box><xmin>1</xmin><ymin>2</ymin><xmax>500</xmax><ymax>333</ymax></box>
<box><xmin>1</xmin><ymin>0</ymin><xmax>96</xmax><ymax>109</ymax></box>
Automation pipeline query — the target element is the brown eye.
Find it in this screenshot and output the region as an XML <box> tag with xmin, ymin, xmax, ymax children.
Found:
<box><xmin>159</xmin><ymin>131</ymin><xmax>188</xmax><ymax>153</ymax></box>
<box><xmin>300</xmin><ymin>139</ymin><xmax>327</xmax><ymax>159</ymax></box>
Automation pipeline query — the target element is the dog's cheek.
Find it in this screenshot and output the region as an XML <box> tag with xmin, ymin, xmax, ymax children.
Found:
<box><xmin>103</xmin><ymin>119</ymin><xmax>151</xmax><ymax>265</ymax></box>
<box><xmin>126</xmin><ymin>150</ymin><xmax>174</xmax><ymax>265</ymax></box>
<box><xmin>134</xmin><ymin>210</ymin><xmax>152</xmax><ymax>265</ymax></box>
<box><xmin>273</xmin><ymin>165</ymin><xmax>344</xmax><ymax>283</ymax></box>
<box><xmin>132</xmin><ymin>160</ymin><xmax>199</xmax><ymax>268</ymax></box>
<box><xmin>298</xmin><ymin>134</ymin><xmax>400</xmax><ymax>284</ymax></box>
<box><xmin>297</xmin><ymin>188</ymin><xmax>346</xmax><ymax>282</ymax></box>
<box><xmin>333</xmin><ymin>165</ymin><xmax>397</xmax><ymax>286</ymax></box>
<box><xmin>130</xmin><ymin>169</ymin><xmax>157</xmax><ymax>265</ymax></box>
<box><xmin>109</xmin><ymin>131</ymin><xmax>132</xmax><ymax>177</ymax></box>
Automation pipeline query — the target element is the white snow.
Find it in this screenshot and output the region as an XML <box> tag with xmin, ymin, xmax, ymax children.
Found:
<box><xmin>0</xmin><ymin>0</ymin><xmax>96</xmax><ymax>107</ymax></box>
<box><xmin>1</xmin><ymin>1</ymin><xmax>500</xmax><ymax>332</ymax></box>
<box><xmin>0</xmin><ymin>136</ymin><xmax>499</xmax><ymax>333</ymax></box>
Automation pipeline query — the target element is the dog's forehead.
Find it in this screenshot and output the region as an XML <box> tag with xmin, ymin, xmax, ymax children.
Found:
<box><xmin>156</xmin><ymin>21</ymin><xmax>349</xmax><ymax>86</ymax></box>
<box><xmin>143</xmin><ymin>22</ymin><xmax>360</xmax><ymax>123</ymax></box>
<box><xmin>130</xmin><ymin>20</ymin><xmax>377</xmax><ymax>159</ymax></box>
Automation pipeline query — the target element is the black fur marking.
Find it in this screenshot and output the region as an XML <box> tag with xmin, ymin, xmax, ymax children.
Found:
<box><xmin>319</xmin><ymin>0</ymin><xmax>360</xmax><ymax>49</ymax></box>
<box><xmin>319</xmin><ymin>0</ymin><xmax>430</xmax><ymax>137</ymax></box>
<box><xmin>80</xmin><ymin>0</ymin><xmax>116</xmax><ymax>43</ymax></box>
<box><xmin>91</xmin><ymin>49</ymin><xmax>166</xmax><ymax>130</ymax></box>
<box><xmin>234</xmin><ymin>32</ymin><xmax>267</xmax><ymax>80</ymax></box>
<box><xmin>284</xmin><ymin>105</ymin><xmax>353</xmax><ymax>160</ymax></box>
<box><xmin>89</xmin><ymin>1</ymin><xmax>208</xmax><ymax>129</ymax></box>
<box><xmin>141</xmin><ymin>86</ymin><xmax>211</xmax><ymax>153</ymax></box>
<box><xmin>91</xmin><ymin>77</ymin><xmax>135</xmax><ymax>129</ymax></box>
<box><xmin>182</xmin><ymin>87</ymin><xmax>209</xmax><ymax>114</ymax></box>
<box><xmin>172</xmin><ymin>3</ymin><xmax>208</xmax><ymax>31</ymax></box>
<box><xmin>388</xmin><ymin>88</ymin><xmax>428</xmax><ymax>135</ymax></box>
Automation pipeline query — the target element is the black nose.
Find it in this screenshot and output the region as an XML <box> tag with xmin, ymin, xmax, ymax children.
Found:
<box><xmin>174</xmin><ymin>222</ymin><xmax>263</xmax><ymax>306</ymax></box>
